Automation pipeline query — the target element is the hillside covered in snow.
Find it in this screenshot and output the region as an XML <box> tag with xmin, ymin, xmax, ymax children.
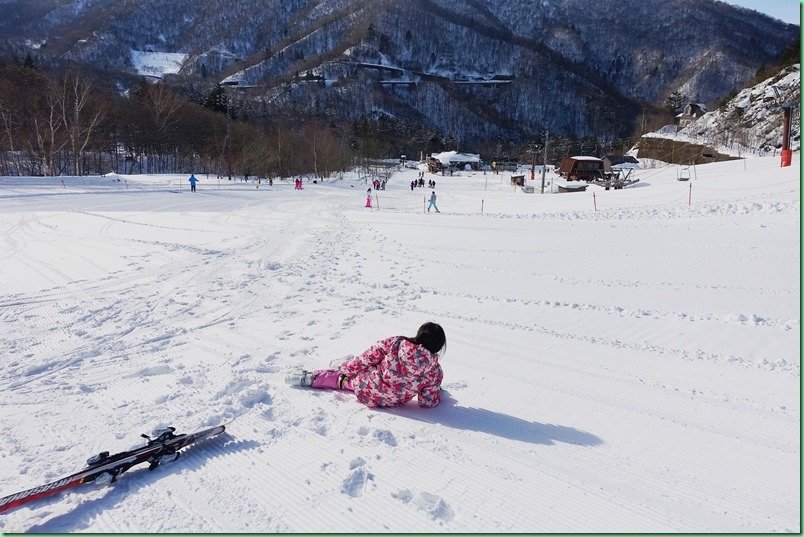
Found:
<box><xmin>0</xmin><ymin>0</ymin><xmax>798</xmax><ymax>143</ymax></box>
<box><xmin>644</xmin><ymin>64</ymin><xmax>801</xmax><ymax>157</ymax></box>
<box><xmin>678</xmin><ymin>63</ymin><xmax>801</xmax><ymax>154</ymax></box>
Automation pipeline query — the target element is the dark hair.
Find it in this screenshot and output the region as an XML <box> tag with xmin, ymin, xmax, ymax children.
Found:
<box><xmin>412</xmin><ymin>322</ymin><xmax>446</xmax><ymax>355</ymax></box>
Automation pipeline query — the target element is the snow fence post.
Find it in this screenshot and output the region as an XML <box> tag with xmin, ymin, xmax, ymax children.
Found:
<box><xmin>688</xmin><ymin>183</ymin><xmax>692</xmax><ymax>206</ymax></box>
<box><xmin>481</xmin><ymin>199</ymin><xmax>484</xmax><ymax>215</ymax></box>
<box><xmin>61</xmin><ymin>179</ymin><xmax>67</xmax><ymax>189</ymax></box>
<box><xmin>423</xmin><ymin>196</ymin><xmax>426</xmax><ymax>213</ymax></box>
<box><xmin>593</xmin><ymin>191</ymin><xmax>597</xmax><ymax>212</ymax></box>
<box><xmin>375</xmin><ymin>193</ymin><xmax>379</xmax><ymax>210</ymax></box>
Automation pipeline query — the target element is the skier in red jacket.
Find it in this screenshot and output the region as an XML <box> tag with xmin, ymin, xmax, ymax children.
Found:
<box><xmin>287</xmin><ymin>322</ymin><xmax>446</xmax><ymax>408</ymax></box>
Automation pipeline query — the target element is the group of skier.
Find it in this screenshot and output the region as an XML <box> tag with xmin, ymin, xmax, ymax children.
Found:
<box><xmin>188</xmin><ymin>172</ymin><xmax>440</xmax><ymax>212</ymax></box>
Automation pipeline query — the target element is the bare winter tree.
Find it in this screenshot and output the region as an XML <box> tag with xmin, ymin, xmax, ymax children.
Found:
<box><xmin>146</xmin><ymin>83</ymin><xmax>184</xmax><ymax>133</ymax></box>
<box><xmin>144</xmin><ymin>83</ymin><xmax>185</xmax><ymax>172</ymax></box>
<box><xmin>32</xmin><ymin>87</ymin><xmax>66</xmax><ymax>176</ymax></box>
<box><xmin>269</xmin><ymin>122</ymin><xmax>292</xmax><ymax>177</ymax></box>
<box><xmin>0</xmin><ymin>66</ymin><xmax>66</xmax><ymax>175</ymax></box>
<box><xmin>0</xmin><ymin>91</ymin><xmax>22</xmax><ymax>175</ymax></box>
<box><xmin>239</xmin><ymin>133</ymin><xmax>273</xmax><ymax>179</ymax></box>
<box><xmin>57</xmin><ymin>70</ymin><xmax>105</xmax><ymax>175</ymax></box>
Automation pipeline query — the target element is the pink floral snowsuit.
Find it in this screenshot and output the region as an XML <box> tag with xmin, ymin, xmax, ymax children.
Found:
<box><xmin>339</xmin><ymin>336</ymin><xmax>443</xmax><ymax>408</ymax></box>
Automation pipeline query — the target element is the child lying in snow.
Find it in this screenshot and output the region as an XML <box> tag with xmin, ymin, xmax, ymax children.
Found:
<box><xmin>286</xmin><ymin>322</ymin><xmax>446</xmax><ymax>408</ymax></box>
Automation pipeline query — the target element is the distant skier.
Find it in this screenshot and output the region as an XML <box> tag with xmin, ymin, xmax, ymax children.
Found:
<box><xmin>286</xmin><ymin>322</ymin><xmax>446</xmax><ymax>408</ymax></box>
<box><xmin>427</xmin><ymin>190</ymin><xmax>440</xmax><ymax>213</ymax></box>
<box><xmin>188</xmin><ymin>174</ymin><xmax>198</xmax><ymax>192</ymax></box>
<box><xmin>365</xmin><ymin>188</ymin><xmax>372</xmax><ymax>208</ymax></box>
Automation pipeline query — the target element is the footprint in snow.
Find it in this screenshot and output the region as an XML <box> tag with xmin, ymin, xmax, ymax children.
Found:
<box><xmin>356</xmin><ymin>427</ymin><xmax>398</xmax><ymax>446</ymax></box>
<box><xmin>373</xmin><ymin>429</ymin><xmax>397</xmax><ymax>446</ymax></box>
<box><xmin>392</xmin><ymin>489</ymin><xmax>454</xmax><ymax>522</ymax></box>
<box><xmin>341</xmin><ymin>457</ymin><xmax>373</xmax><ymax>498</ymax></box>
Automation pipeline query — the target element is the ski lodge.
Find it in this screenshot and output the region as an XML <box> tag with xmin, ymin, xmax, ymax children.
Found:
<box><xmin>557</xmin><ymin>156</ymin><xmax>604</xmax><ymax>181</ymax></box>
<box><xmin>428</xmin><ymin>151</ymin><xmax>482</xmax><ymax>172</ymax></box>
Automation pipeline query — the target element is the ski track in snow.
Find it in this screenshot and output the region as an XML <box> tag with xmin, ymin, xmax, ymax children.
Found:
<box><xmin>0</xmin><ymin>160</ymin><xmax>799</xmax><ymax>533</ymax></box>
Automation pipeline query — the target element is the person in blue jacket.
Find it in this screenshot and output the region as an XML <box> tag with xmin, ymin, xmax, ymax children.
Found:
<box><xmin>427</xmin><ymin>190</ymin><xmax>440</xmax><ymax>213</ymax></box>
<box><xmin>188</xmin><ymin>174</ymin><xmax>198</xmax><ymax>192</ymax></box>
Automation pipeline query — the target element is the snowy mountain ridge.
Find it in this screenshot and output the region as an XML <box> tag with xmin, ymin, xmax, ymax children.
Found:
<box><xmin>0</xmin><ymin>0</ymin><xmax>798</xmax><ymax>142</ymax></box>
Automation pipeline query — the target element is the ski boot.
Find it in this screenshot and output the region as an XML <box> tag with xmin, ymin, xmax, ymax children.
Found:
<box><xmin>285</xmin><ymin>370</ymin><xmax>315</xmax><ymax>387</ymax></box>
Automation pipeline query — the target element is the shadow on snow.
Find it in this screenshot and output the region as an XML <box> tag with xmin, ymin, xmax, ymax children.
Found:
<box><xmin>385</xmin><ymin>390</ymin><xmax>603</xmax><ymax>447</ymax></box>
<box><xmin>26</xmin><ymin>434</ymin><xmax>259</xmax><ymax>533</ymax></box>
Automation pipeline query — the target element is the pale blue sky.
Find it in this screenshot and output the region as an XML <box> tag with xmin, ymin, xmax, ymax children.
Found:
<box><xmin>722</xmin><ymin>0</ymin><xmax>800</xmax><ymax>25</ymax></box>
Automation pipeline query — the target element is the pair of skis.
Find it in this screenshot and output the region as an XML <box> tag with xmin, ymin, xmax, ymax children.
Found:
<box><xmin>0</xmin><ymin>423</ymin><xmax>226</xmax><ymax>515</ymax></box>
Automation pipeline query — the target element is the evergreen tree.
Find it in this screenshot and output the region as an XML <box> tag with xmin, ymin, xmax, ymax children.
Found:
<box><xmin>202</xmin><ymin>84</ymin><xmax>227</xmax><ymax>114</ymax></box>
<box><xmin>663</xmin><ymin>89</ymin><xmax>686</xmax><ymax>115</ymax></box>
<box><xmin>17</xmin><ymin>52</ymin><xmax>38</xmax><ymax>70</ymax></box>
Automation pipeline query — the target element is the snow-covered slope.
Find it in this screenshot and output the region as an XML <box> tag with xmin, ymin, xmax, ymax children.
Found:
<box><xmin>130</xmin><ymin>50</ymin><xmax>188</xmax><ymax>78</ymax></box>
<box><xmin>645</xmin><ymin>64</ymin><xmax>801</xmax><ymax>157</ymax></box>
<box><xmin>679</xmin><ymin>64</ymin><xmax>801</xmax><ymax>154</ymax></box>
<box><xmin>0</xmin><ymin>156</ymin><xmax>799</xmax><ymax>532</ymax></box>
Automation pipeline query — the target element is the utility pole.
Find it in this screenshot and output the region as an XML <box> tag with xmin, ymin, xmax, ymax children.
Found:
<box><xmin>540</xmin><ymin>129</ymin><xmax>548</xmax><ymax>194</ymax></box>
<box><xmin>225</xmin><ymin>89</ymin><xmax>233</xmax><ymax>181</ymax></box>
<box><xmin>781</xmin><ymin>104</ymin><xmax>793</xmax><ymax>167</ymax></box>
<box><xmin>770</xmin><ymin>86</ymin><xmax>795</xmax><ymax>167</ymax></box>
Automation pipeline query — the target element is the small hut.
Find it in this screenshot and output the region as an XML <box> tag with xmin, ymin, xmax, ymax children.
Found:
<box><xmin>558</xmin><ymin>156</ymin><xmax>604</xmax><ymax>181</ymax></box>
<box><xmin>676</xmin><ymin>103</ymin><xmax>707</xmax><ymax>128</ymax></box>
<box><xmin>428</xmin><ymin>151</ymin><xmax>482</xmax><ymax>172</ymax></box>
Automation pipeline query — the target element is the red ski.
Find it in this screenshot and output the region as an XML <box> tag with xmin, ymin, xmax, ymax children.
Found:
<box><xmin>0</xmin><ymin>424</ymin><xmax>226</xmax><ymax>515</ymax></box>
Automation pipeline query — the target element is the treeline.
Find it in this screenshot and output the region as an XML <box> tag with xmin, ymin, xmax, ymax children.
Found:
<box><xmin>0</xmin><ymin>59</ymin><xmax>360</xmax><ymax>178</ymax></box>
<box><xmin>0</xmin><ymin>57</ymin><xmax>468</xmax><ymax>179</ymax></box>
<box><xmin>0</xmin><ymin>57</ymin><xmax>642</xmax><ymax>178</ymax></box>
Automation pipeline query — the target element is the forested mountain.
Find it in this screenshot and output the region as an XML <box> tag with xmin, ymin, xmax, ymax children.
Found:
<box><xmin>0</xmin><ymin>0</ymin><xmax>798</xmax><ymax>144</ymax></box>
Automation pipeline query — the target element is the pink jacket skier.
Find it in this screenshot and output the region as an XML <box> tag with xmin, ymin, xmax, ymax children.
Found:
<box><xmin>287</xmin><ymin>322</ymin><xmax>446</xmax><ymax>408</ymax></box>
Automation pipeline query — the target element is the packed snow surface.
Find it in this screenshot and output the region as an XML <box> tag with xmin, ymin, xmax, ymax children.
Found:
<box><xmin>0</xmin><ymin>157</ymin><xmax>799</xmax><ymax>532</ymax></box>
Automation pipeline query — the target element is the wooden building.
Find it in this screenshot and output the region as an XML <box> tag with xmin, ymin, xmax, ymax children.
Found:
<box><xmin>428</xmin><ymin>151</ymin><xmax>482</xmax><ymax>172</ymax></box>
<box><xmin>558</xmin><ymin>156</ymin><xmax>604</xmax><ymax>181</ymax></box>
